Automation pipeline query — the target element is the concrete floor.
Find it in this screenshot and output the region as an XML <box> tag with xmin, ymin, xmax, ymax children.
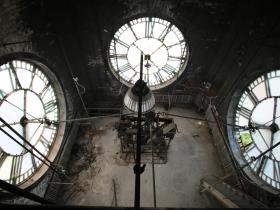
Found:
<box><xmin>59</xmin><ymin>106</ymin><xmax>224</xmax><ymax>208</ymax></box>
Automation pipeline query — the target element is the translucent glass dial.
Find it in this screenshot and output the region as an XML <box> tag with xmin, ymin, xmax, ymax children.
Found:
<box><xmin>0</xmin><ymin>60</ymin><xmax>64</xmax><ymax>186</ymax></box>
<box><xmin>109</xmin><ymin>17</ymin><xmax>189</xmax><ymax>90</ymax></box>
<box><xmin>233</xmin><ymin>70</ymin><xmax>280</xmax><ymax>189</ymax></box>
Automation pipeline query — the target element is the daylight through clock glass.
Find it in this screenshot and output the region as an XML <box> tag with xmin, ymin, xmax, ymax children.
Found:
<box><xmin>233</xmin><ymin>70</ymin><xmax>280</xmax><ymax>189</ymax></box>
<box><xmin>0</xmin><ymin>59</ymin><xmax>66</xmax><ymax>186</ymax></box>
<box><xmin>109</xmin><ymin>17</ymin><xmax>189</xmax><ymax>90</ymax></box>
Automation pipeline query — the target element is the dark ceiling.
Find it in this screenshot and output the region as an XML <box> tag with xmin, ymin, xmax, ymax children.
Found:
<box><xmin>0</xmin><ymin>0</ymin><xmax>279</xmax><ymax>112</ymax></box>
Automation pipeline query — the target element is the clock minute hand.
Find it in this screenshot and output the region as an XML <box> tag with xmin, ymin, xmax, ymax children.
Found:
<box><xmin>268</xmin><ymin>98</ymin><xmax>278</xmax><ymax>157</ymax></box>
<box><xmin>133</xmin><ymin>43</ymin><xmax>145</xmax><ymax>54</ymax></box>
<box><xmin>150</xmin><ymin>44</ymin><xmax>164</xmax><ymax>56</ymax></box>
<box><xmin>149</xmin><ymin>60</ymin><xmax>161</xmax><ymax>71</ymax></box>
<box><xmin>23</xmin><ymin>90</ymin><xmax>28</xmax><ymax>147</ymax></box>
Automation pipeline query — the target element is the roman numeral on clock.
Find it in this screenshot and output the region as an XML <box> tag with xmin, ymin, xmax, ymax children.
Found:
<box><xmin>237</xmin><ymin>106</ymin><xmax>251</xmax><ymax>119</ymax></box>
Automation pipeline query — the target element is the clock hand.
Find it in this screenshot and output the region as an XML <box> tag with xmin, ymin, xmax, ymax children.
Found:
<box><xmin>28</xmin><ymin>123</ymin><xmax>42</xmax><ymax>143</ymax></box>
<box><xmin>268</xmin><ymin>98</ymin><xmax>278</xmax><ymax>157</ymax></box>
<box><xmin>263</xmin><ymin>98</ymin><xmax>280</xmax><ymax>127</ymax></box>
<box><xmin>150</xmin><ymin>43</ymin><xmax>164</xmax><ymax>56</ymax></box>
<box><xmin>149</xmin><ymin>59</ymin><xmax>161</xmax><ymax>71</ymax></box>
<box><xmin>249</xmin><ymin>122</ymin><xmax>271</xmax><ymax>130</ymax></box>
<box><xmin>3</xmin><ymin>97</ymin><xmax>37</xmax><ymax>119</ymax></box>
<box><xmin>133</xmin><ymin>43</ymin><xmax>145</xmax><ymax>54</ymax></box>
<box><xmin>256</xmin><ymin>128</ymin><xmax>277</xmax><ymax>160</ymax></box>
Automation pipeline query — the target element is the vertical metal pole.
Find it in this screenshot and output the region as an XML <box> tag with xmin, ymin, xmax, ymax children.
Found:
<box><xmin>134</xmin><ymin>53</ymin><xmax>144</xmax><ymax>208</ymax></box>
<box><xmin>150</xmin><ymin>124</ymin><xmax>157</xmax><ymax>208</ymax></box>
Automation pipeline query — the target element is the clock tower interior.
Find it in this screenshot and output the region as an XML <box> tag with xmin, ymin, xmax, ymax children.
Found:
<box><xmin>0</xmin><ymin>0</ymin><xmax>279</xmax><ymax>208</ymax></box>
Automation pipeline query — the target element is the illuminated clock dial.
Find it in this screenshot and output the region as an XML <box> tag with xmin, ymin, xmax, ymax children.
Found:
<box><xmin>109</xmin><ymin>17</ymin><xmax>189</xmax><ymax>90</ymax></box>
<box><xmin>0</xmin><ymin>59</ymin><xmax>66</xmax><ymax>187</ymax></box>
<box><xmin>233</xmin><ymin>70</ymin><xmax>280</xmax><ymax>189</ymax></box>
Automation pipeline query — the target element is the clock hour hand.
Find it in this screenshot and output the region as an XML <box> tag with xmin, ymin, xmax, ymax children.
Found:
<box><xmin>133</xmin><ymin>43</ymin><xmax>145</xmax><ymax>54</ymax></box>
<box><xmin>149</xmin><ymin>59</ymin><xmax>161</xmax><ymax>71</ymax></box>
<box><xmin>249</xmin><ymin>122</ymin><xmax>271</xmax><ymax>130</ymax></box>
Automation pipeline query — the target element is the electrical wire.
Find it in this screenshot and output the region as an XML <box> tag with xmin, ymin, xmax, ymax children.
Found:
<box><xmin>159</xmin><ymin>112</ymin><xmax>274</xmax><ymax>131</ymax></box>
<box><xmin>0</xmin><ymin>119</ymin><xmax>43</xmax><ymax>128</ymax></box>
<box><xmin>1</xmin><ymin>96</ymin><xmax>275</xmax><ymax>132</ymax></box>
<box><xmin>0</xmin><ymin>109</ymin><xmax>270</xmax><ymax>133</ymax></box>
<box><xmin>50</xmin><ymin>112</ymin><xmax>136</xmax><ymax>124</ymax></box>
<box><xmin>3</xmin><ymin>84</ymin><xmax>275</xmax><ymax>131</ymax></box>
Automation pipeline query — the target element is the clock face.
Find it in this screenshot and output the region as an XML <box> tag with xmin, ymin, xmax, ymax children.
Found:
<box><xmin>108</xmin><ymin>17</ymin><xmax>189</xmax><ymax>90</ymax></box>
<box><xmin>0</xmin><ymin>59</ymin><xmax>66</xmax><ymax>186</ymax></box>
<box><xmin>233</xmin><ymin>70</ymin><xmax>280</xmax><ymax>189</ymax></box>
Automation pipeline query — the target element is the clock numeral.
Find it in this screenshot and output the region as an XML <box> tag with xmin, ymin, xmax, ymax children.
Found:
<box><xmin>39</xmin><ymin>83</ymin><xmax>51</xmax><ymax>97</ymax></box>
<box><xmin>45</xmin><ymin>124</ymin><xmax>57</xmax><ymax>131</ymax></box>
<box><xmin>167</xmin><ymin>40</ymin><xmax>185</xmax><ymax>49</ymax></box>
<box><xmin>0</xmin><ymin>88</ymin><xmax>7</xmax><ymax>100</ymax></box>
<box><xmin>256</xmin><ymin>155</ymin><xmax>268</xmax><ymax>175</ymax></box>
<box><xmin>11</xmin><ymin>155</ymin><xmax>23</xmax><ymax>184</ymax></box>
<box><xmin>245</xmin><ymin>143</ymin><xmax>255</xmax><ymax>153</ymax></box>
<box><xmin>39</xmin><ymin>136</ymin><xmax>50</xmax><ymax>149</ymax></box>
<box><xmin>118</xmin><ymin>63</ymin><xmax>131</xmax><ymax>73</ymax></box>
<box><xmin>128</xmin><ymin>22</ymin><xmax>138</xmax><ymax>40</ymax></box>
<box><xmin>150</xmin><ymin>21</ymin><xmax>155</xmax><ymax>38</ymax></box>
<box><xmin>30</xmin><ymin>151</ymin><xmax>38</xmax><ymax>169</ymax></box>
<box><xmin>145</xmin><ymin>17</ymin><xmax>155</xmax><ymax>38</ymax></box>
<box><xmin>8</xmin><ymin>67</ymin><xmax>16</xmax><ymax>91</ymax></box>
<box><xmin>168</xmin><ymin>56</ymin><xmax>184</xmax><ymax>62</ymax></box>
<box><xmin>44</xmin><ymin>99</ymin><xmax>57</xmax><ymax>114</ymax></box>
<box><xmin>237</xmin><ymin>106</ymin><xmax>252</xmax><ymax>119</ymax></box>
<box><xmin>158</xmin><ymin>23</ymin><xmax>172</xmax><ymax>41</ymax></box>
<box><xmin>0</xmin><ymin>149</ymin><xmax>7</xmax><ymax>168</ymax></box>
<box><xmin>9</xmin><ymin>62</ymin><xmax>22</xmax><ymax>89</ymax></box>
<box><xmin>245</xmin><ymin>89</ymin><xmax>259</xmax><ymax>106</ymax></box>
<box><xmin>29</xmin><ymin>66</ymin><xmax>36</xmax><ymax>89</ymax></box>
<box><xmin>115</xmin><ymin>38</ymin><xmax>129</xmax><ymax>49</ymax></box>
<box><xmin>162</xmin><ymin>64</ymin><xmax>176</xmax><ymax>75</ymax></box>
<box><xmin>109</xmin><ymin>54</ymin><xmax>127</xmax><ymax>59</ymax></box>
<box><xmin>154</xmin><ymin>72</ymin><xmax>164</xmax><ymax>83</ymax></box>
<box><xmin>145</xmin><ymin>18</ymin><xmax>150</xmax><ymax>37</ymax></box>
<box><xmin>273</xmin><ymin>161</ymin><xmax>280</xmax><ymax>182</ymax></box>
<box><xmin>264</xmin><ymin>74</ymin><xmax>271</xmax><ymax>98</ymax></box>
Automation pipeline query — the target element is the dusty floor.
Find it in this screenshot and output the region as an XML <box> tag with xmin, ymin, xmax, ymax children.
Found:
<box><xmin>58</xmin><ymin>106</ymin><xmax>224</xmax><ymax>207</ymax></box>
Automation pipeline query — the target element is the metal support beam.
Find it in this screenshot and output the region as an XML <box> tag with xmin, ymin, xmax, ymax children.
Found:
<box><xmin>0</xmin><ymin>179</ymin><xmax>53</xmax><ymax>204</ymax></box>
